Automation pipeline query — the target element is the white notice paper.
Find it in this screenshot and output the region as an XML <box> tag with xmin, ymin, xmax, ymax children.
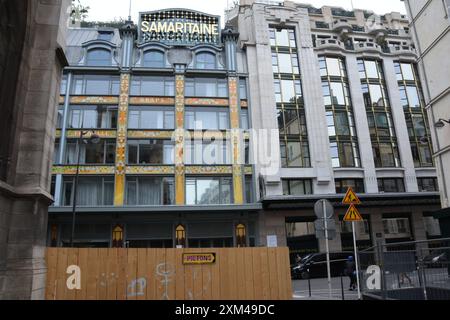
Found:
<box><xmin>267</xmin><ymin>235</ymin><xmax>278</xmax><ymax>248</ymax></box>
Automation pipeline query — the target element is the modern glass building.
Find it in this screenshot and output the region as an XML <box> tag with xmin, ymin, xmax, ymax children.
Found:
<box><xmin>49</xmin><ymin>3</ymin><xmax>442</xmax><ymax>260</ymax></box>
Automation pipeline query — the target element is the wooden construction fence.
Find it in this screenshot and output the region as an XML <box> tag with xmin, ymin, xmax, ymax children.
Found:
<box><xmin>45</xmin><ymin>247</ymin><xmax>292</xmax><ymax>300</ymax></box>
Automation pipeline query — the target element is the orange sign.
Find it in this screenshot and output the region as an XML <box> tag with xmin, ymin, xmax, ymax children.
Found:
<box><xmin>183</xmin><ymin>253</ymin><xmax>216</xmax><ymax>265</ymax></box>
<box><xmin>343</xmin><ymin>204</ymin><xmax>363</xmax><ymax>222</ymax></box>
<box><xmin>342</xmin><ymin>187</ymin><xmax>361</xmax><ymax>205</ymax></box>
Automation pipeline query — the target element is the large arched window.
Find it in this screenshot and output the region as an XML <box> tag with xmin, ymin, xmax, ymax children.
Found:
<box><xmin>143</xmin><ymin>50</ymin><xmax>165</xmax><ymax>68</ymax></box>
<box><xmin>196</xmin><ymin>52</ymin><xmax>216</xmax><ymax>69</ymax></box>
<box><xmin>86</xmin><ymin>48</ymin><xmax>112</xmax><ymax>66</ymax></box>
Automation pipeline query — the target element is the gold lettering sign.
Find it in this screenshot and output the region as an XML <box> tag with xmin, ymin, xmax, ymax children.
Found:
<box><xmin>182</xmin><ymin>253</ymin><xmax>216</xmax><ymax>265</ymax></box>
<box><xmin>140</xmin><ymin>10</ymin><xmax>220</xmax><ymax>45</ymax></box>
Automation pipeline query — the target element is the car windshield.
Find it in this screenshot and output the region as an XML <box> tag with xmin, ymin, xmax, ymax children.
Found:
<box><xmin>300</xmin><ymin>254</ymin><xmax>313</xmax><ymax>263</ymax></box>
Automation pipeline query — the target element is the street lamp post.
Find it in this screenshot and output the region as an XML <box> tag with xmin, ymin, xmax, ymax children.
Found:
<box><xmin>70</xmin><ymin>130</ymin><xmax>100</xmax><ymax>248</ymax></box>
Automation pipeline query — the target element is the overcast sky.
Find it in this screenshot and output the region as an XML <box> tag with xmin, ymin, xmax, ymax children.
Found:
<box><xmin>81</xmin><ymin>0</ymin><xmax>407</xmax><ymax>23</ymax></box>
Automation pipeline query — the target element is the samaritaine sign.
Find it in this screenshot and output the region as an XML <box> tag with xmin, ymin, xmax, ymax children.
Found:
<box><xmin>139</xmin><ymin>9</ymin><xmax>221</xmax><ymax>45</ymax></box>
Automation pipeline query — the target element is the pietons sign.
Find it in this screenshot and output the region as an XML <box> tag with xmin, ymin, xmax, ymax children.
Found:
<box><xmin>182</xmin><ymin>253</ymin><xmax>216</xmax><ymax>265</ymax></box>
<box><xmin>139</xmin><ymin>9</ymin><xmax>220</xmax><ymax>45</ymax></box>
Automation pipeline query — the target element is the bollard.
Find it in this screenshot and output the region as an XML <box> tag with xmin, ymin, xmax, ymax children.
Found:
<box><xmin>308</xmin><ymin>269</ymin><xmax>312</xmax><ymax>297</ymax></box>
<box><xmin>340</xmin><ymin>274</ymin><xmax>345</xmax><ymax>300</ymax></box>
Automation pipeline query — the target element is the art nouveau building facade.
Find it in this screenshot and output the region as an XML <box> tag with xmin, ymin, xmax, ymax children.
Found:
<box><xmin>49</xmin><ymin>2</ymin><xmax>443</xmax><ymax>260</ymax></box>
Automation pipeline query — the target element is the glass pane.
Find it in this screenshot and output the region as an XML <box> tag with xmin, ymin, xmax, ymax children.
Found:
<box><xmin>278</xmin><ymin>53</ymin><xmax>293</xmax><ymax>73</ymax></box>
<box><xmin>276</xmin><ymin>29</ymin><xmax>290</xmax><ymax>47</ymax></box>
<box><xmin>406</xmin><ymin>86</ymin><xmax>420</xmax><ymax>108</ymax></box>
<box><xmin>284</xmin><ymin>109</ymin><xmax>300</xmax><ymax>135</ymax></box>
<box><xmin>369</xmin><ymin>85</ymin><xmax>384</xmax><ymax>107</ymax></box>
<box><xmin>85</xmin><ymin>78</ymin><xmax>110</xmax><ymax>95</ymax></box>
<box><xmin>364</xmin><ymin>60</ymin><xmax>379</xmax><ymax>79</ymax></box>
<box><xmin>287</xmin><ymin>142</ymin><xmax>302</xmax><ymax>166</ymax></box>
<box><xmin>330</xmin><ymin>82</ymin><xmax>345</xmax><ymax>105</ymax></box>
<box><xmin>326</xmin><ymin>57</ymin><xmax>341</xmax><ymax>77</ymax></box>
<box><xmin>281</xmin><ymin>80</ymin><xmax>296</xmax><ymax>103</ymax></box>
<box><xmin>401</xmin><ymin>63</ymin><xmax>415</xmax><ymax>81</ymax></box>
<box><xmin>143</xmin><ymin>51</ymin><xmax>165</xmax><ymax>68</ymax></box>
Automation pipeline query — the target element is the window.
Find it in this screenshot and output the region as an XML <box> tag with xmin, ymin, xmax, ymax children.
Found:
<box><xmin>65</xmin><ymin>139</ymin><xmax>116</xmax><ymax>165</ymax></box>
<box><xmin>377</xmin><ymin>178</ymin><xmax>405</xmax><ymax>193</ymax></box>
<box><xmin>185</xmin><ymin>140</ymin><xmax>231</xmax><ymax>165</ymax></box>
<box><xmin>185</xmin><ymin>107</ymin><xmax>229</xmax><ymax>130</ymax></box>
<box><xmin>245</xmin><ymin>176</ymin><xmax>254</xmax><ymax>204</ymax></box>
<box><xmin>72</xmin><ymin>75</ymin><xmax>120</xmax><ymax>95</ymax></box>
<box><xmin>126</xmin><ymin>177</ymin><xmax>175</xmax><ymax>205</ymax></box>
<box><xmin>239</xmin><ymin>79</ymin><xmax>247</xmax><ymax>99</ymax></box>
<box><xmin>98</xmin><ymin>31</ymin><xmax>113</xmax><ymax>41</ymax></box>
<box><xmin>68</xmin><ymin>106</ymin><xmax>117</xmax><ymax>129</ymax></box>
<box><xmin>56</xmin><ymin>107</ymin><xmax>64</xmax><ymax>128</ymax></box>
<box><xmin>60</xmin><ymin>76</ymin><xmax>67</xmax><ymax>95</ymax></box>
<box><xmin>185</xmin><ymin>78</ymin><xmax>228</xmax><ymax>97</ymax></box>
<box><xmin>274</xmin><ymin>79</ymin><xmax>302</xmax><ymax>103</ymax></box>
<box><xmin>282</xmin><ymin>179</ymin><xmax>313</xmax><ymax>195</ymax></box>
<box><xmin>127</xmin><ymin>140</ymin><xmax>174</xmax><ymax>165</ymax></box>
<box><xmin>128</xmin><ymin>107</ymin><xmax>174</xmax><ymax>130</ymax></box>
<box><xmin>131</xmin><ymin>76</ymin><xmax>174</xmax><ymax>96</ymax></box>
<box><xmin>143</xmin><ymin>50</ymin><xmax>165</xmax><ymax>68</ymax></box>
<box><xmin>186</xmin><ymin>177</ymin><xmax>233</xmax><ymax>205</ymax></box>
<box><xmin>196</xmin><ymin>52</ymin><xmax>216</xmax><ymax>69</ymax></box>
<box><xmin>241</xmin><ymin>109</ymin><xmax>249</xmax><ymax>130</ymax></box>
<box><xmin>330</xmin><ymin>141</ymin><xmax>360</xmax><ymax>168</ymax></box>
<box><xmin>269</xmin><ymin>28</ymin><xmax>296</xmax><ymax>48</ymax></box>
<box><xmin>86</xmin><ymin>49</ymin><xmax>112</xmax><ymax>67</ymax></box>
<box><xmin>286</xmin><ymin>222</ymin><xmax>315</xmax><ymax>237</ymax></box>
<box><xmin>278</xmin><ymin>108</ymin><xmax>307</xmax><ymax>136</ymax></box>
<box><xmin>280</xmin><ymin>141</ymin><xmax>310</xmax><ymax>167</ymax></box>
<box><xmin>417</xmin><ymin>177</ymin><xmax>439</xmax><ymax>192</ymax></box>
<box><xmin>372</xmin><ymin>143</ymin><xmax>400</xmax><ymax>168</ymax></box>
<box><xmin>335</xmin><ymin>179</ymin><xmax>365</xmax><ymax>194</ymax></box>
<box><xmin>382</xmin><ymin>217</ymin><xmax>411</xmax><ymax>237</ymax></box>
<box><xmin>62</xmin><ymin>176</ymin><xmax>114</xmax><ymax>206</ymax></box>
<box><xmin>423</xmin><ymin>214</ymin><xmax>441</xmax><ymax>238</ymax></box>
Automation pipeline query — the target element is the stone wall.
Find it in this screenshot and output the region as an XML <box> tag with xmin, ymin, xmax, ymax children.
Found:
<box><xmin>0</xmin><ymin>0</ymin><xmax>70</xmax><ymax>300</ymax></box>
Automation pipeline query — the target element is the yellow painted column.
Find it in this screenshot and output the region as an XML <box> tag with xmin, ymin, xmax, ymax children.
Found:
<box><xmin>114</xmin><ymin>73</ymin><xmax>130</xmax><ymax>206</ymax></box>
<box><xmin>175</xmin><ymin>74</ymin><xmax>185</xmax><ymax>205</ymax></box>
<box><xmin>229</xmin><ymin>76</ymin><xmax>244</xmax><ymax>205</ymax></box>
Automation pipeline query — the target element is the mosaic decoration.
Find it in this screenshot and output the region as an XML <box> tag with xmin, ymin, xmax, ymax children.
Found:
<box><xmin>240</xmin><ymin>100</ymin><xmax>248</xmax><ymax>108</ymax></box>
<box><xmin>127</xmin><ymin>130</ymin><xmax>174</xmax><ymax>139</ymax></box>
<box><xmin>55</xmin><ymin>130</ymin><xmax>61</xmax><ymax>138</ymax></box>
<box><xmin>114</xmin><ymin>74</ymin><xmax>130</xmax><ymax>206</ymax></box>
<box><xmin>126</xmin><ymin>166</ymin><xmax>175</xmax><ymax>175</ymax></box>
<box><xmin>228</xmin><ymin>76</ymin><xmax>244</xmax><ymax>205</ymax></box>
<box><xmin>129</xmin><ymin>97</ymin><xmax>175</xmax><ymax>105</ymax></box>
<box><xmin>175</xmin><ymin>75</ymin><xmax>185</xmax><ymax>205</ymax></box>
<box><xmin>185</xmin><ymin>166</ymin><xmax>233</xmax><ymax>175</ymax></box>
<box><xmin>52</xmin><ymin>166</ymin><xmax>115</xmax><ymax>175</ymax></box>
<box><xmin>65</xmin><ymin>130</ymin><xmax>117</xmax><ymax>139</ymax></box>
<box><xmin>70</xmin><ymin>96</ymin><xmax>119</xmax><ymax>105</ymax></box>
<box><xmin>244</xmin><ymin>166</ymin><xmax>253</xmax><ymax>175</ymax></box>
<box><xmin>185</xmin><ymin>98</ymin><xmax>229</xmax><ymax>107</ymax></box>
<box><xmin>59</xmin><ymin>96</ymin><xmax>65</xmax><ymax>104</ymax></box>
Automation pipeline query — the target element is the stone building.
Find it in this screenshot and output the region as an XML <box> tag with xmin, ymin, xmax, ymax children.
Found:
<box><xmin>0</xmin><ymin>0</ymin><xmax>70</xmax><ymax>300</ymax></box>
<box><xmin>403</xmin><ymin>0</ymin><xmax>450</xmax><ymax>226</ymax></box>
<box><xmin>47</xmin><ymin>1</ymin><xmax>443</xmax><ymax>264</ymax></box>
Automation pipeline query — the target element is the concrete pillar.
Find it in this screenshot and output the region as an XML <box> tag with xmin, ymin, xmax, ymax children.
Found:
<box><xmin>346</xmin><ymin>55</ymin><xmax>379</xmax><ymax>193</ymax></box>
<box><xmin>257</xmin><ymin>211</ymin><xmax>287</xmax><ymax>247</ymax></box>
<box><xmin>295</xmin><ymin>13</ymin><xmax>335</xmax><ymax>194</ymax></box>
<box><xmin>384</xmin><ymin>58</ymin><xmax>419</xmax><ymax>192</ymax></box>
<box><xmin>370</xmin><ymin>212</ymin><xmax>386</xmax><ymax>247</ymax></box>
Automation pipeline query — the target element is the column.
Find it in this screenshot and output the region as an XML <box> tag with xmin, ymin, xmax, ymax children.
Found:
<box><xmin>175</xmin><ymin>74</ymin><xmax>185</xmax><ymax>205</ymax></box>
<box><xmin>346</xmin><ymin>55</ymin><xmax>379</xmax><ymax>193</ymax></box>
<box><xmin>114</xmin><ymin>73</ymin><xmax>130</xmax><ymax>206</ymax></box>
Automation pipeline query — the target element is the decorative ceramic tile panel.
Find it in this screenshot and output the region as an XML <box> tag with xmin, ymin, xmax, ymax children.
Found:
<box><xmin>125</xmin><ymin>166</ymin><xmax>175</xmax><ymax>175</ymax></box>
<box><xmin>52</xmin><ymin>166</ymin><xmax>115</xmax><ymax>175</ymax></box>
<box><xmin>70</xmin><ymin>96</ymin><xmax>120</xmax><ymax>105</ymax></box>
<box><xmin>65</xmin><ymin>130</ymin><xmax>117</xmax><ymax>139</ymax></box>
<box><xmin>129</xmin><ymin>97</ymin><xmax>175</xmax><ymax>105</ymax></box>
<box><xmin>175</xmin><ymin>75</ymin><xmax>185</xmax><ymax>205</ymax></box>
<box><xmin>185</xmin><ymin>98</ymin><xmax>229</xmax><ymax>107</ymax></box>
<box><xmin>59</xmin><ymin>96</ymin><xmax>65</xmax><ymax>104</ymax></box>
<box><xmin>185</xmin><ymin>166</ymin><xmax>233</xmax><ymax>175</ymax></box>
<box><xmin>241</xmin><ymin>100</ymin><xmax>248</xmax><ymax>108</ymax></box>
<box><xmin>228</xmin><ymin>76</ymin><xmax>244</xmax><ymax>204</ymax></box>
<box><xmin>127</xmin><ymin>130</ymin><xmax>174</xmax><ymax>139</ymax></box>
<box><xmin>114</xmin><ymin>74</ymin><xmax>130</xmax><ymax>206</ymax></box>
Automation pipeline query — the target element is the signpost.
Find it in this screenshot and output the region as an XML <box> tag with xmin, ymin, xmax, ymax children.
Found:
<box><xmin>314</xmin><ymin>199</ymin><xmax>335</xmax><ymax>299</ymax></box>
<box><xmin>342</xmin><ymin>188</ymin><xmax>362</xmax><ymax>300</ymax></box>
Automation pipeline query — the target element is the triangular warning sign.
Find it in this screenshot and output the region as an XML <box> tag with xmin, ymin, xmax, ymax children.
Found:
<box><xmin>343</xmin><ymin>204</ymin><xmax>363</xmax><ymax>222</ymax></box>
<box><xmin>342</xmin><ymin>187</ymin><xmax>361</xmax><ymax>205</ymax></box>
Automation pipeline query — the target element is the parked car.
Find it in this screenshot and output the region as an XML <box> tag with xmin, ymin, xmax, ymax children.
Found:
<box><xmin>291</xmin><ymin>252</ymin><xmax>354</xmax><ymax>280</ymax></box>
<box><xmin>422</xmin><ymin>251</ymin><xmax>448</xmax><ymax>268</ymax></box>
